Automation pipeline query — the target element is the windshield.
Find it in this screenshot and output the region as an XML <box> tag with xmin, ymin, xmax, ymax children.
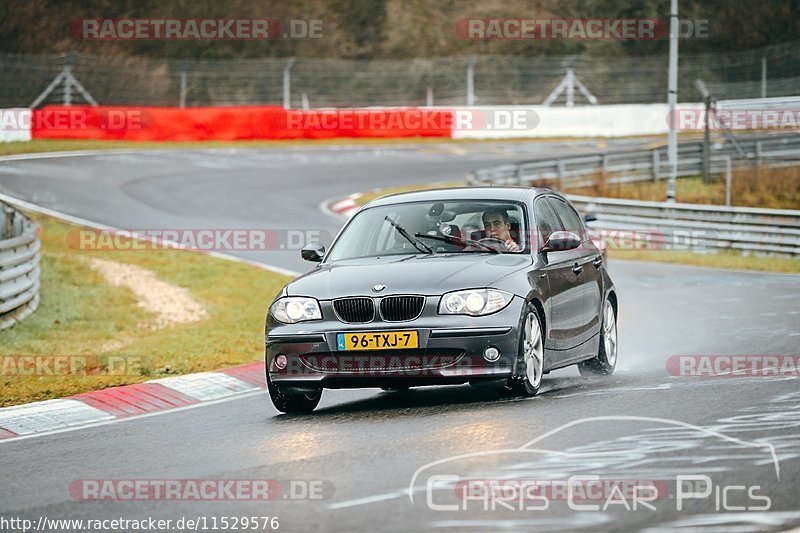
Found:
<box><xmin>326</xmin><ymin>200</ymin><xmax>527</xmax><ymax>261</ymax></box>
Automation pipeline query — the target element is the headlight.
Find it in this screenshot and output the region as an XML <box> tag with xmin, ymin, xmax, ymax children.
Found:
<box><xmin>438</xmin><ymin>289</ymin><xmax>512</xmax><ymax>316</ymax></box>
<box><xmin>270</xmin><ymin>297</ymin><xmax>322</xmax><ymax>324</ymax></box>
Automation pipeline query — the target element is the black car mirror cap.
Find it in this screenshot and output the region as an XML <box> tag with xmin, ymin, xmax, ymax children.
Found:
<box><xmin>540</xmin><ymin>231</ymin><xmax>581</xmax><ymax>253</ymax></box>
<box><xmin>301</xmin><ymin>243</ymin><xmax>326</xmax><ymax>262</ymax></box>
<box><xmin>583</xmin><ymin>213</ymin><xmax>598</xmax><ymax>223</ymax></box>
<box><xmin>428</xmin><ymin>202</ymin><xmax>445</xmax><ymax>218</ymax></box>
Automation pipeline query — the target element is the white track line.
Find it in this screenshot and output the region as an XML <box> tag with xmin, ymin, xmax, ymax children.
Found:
<box><xmin>0</xmin><ymin>149</ymin><xmax>155</xmax><ymax>162</ymax></box>
<box><xmin>0</xmin><ymin>191</ymin><xmax>301</xmax><ymax>278</ymax></box>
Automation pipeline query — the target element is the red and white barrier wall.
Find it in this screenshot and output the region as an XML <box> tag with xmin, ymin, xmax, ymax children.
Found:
<box><xmin>2</xmin><ymin>104</ymin><xmax>706</xmax><ymax>142</ymax></box>
<box><xmin>0</xmin><ymin>109</ymin><xmax>32</xmax><ymax>142</ymax></box>
<box><xmin>450</xmin><ymin>104</ymin><xmax>704</xmax><ymax>139</ymax></box>
<box><xmin>28</xmin><ymin>106</ymin><xmax>452</xmax><ymax>141</ymax></box>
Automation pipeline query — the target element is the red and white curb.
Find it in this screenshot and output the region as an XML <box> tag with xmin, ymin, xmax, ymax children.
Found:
<box><xmin>323</xmin><ymin>192</ymin><xmax>362</xmax><ymax>220</ymax></box>
<box><xmin>0</xmin><ymin>362</ymin><xmax>266</xmax><ymax>441</ymax></box>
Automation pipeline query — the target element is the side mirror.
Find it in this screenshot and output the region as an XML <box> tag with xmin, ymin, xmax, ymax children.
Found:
<box><xmin>301</xmin><ymin>243</ymin><xmax>325</xmax><ymax>262</ymax></box>
<box><xmin>583</xmin><ymin>213</ymin><xmax>598</xmax><ymax>223</ymax></box>
<box><xmin>541</xmin><ymin>231</ymin><xmax>581</xmax><ymax>253</ymax></box>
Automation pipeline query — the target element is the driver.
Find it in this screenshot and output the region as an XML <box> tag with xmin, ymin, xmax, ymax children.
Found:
<box><xmin>482</xmin><ymin>208</ymin><xmax>521</xmax><ymax>252</ymax></box>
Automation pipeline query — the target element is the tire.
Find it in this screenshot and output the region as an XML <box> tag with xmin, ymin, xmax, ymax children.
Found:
<box><xmin>267</xmin><ymin>374</ymin><xmax>322</xmax><ymax>413</ymax></box>
<box><xmin>507</xmin><ymin>304</ymin><xmax>545</xmax><ymax>397</ymax></box>
<box><xmin>578</xmin><ymin>297</ymin><xmax>618</xmax><ymax>376</ymax></box>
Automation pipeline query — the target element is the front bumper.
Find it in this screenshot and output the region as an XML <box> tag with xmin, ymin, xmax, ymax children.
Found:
<box><xmin>265</xmin><ymin>297</ymin><xmax>524</xmax><ymax>390</ymax></box>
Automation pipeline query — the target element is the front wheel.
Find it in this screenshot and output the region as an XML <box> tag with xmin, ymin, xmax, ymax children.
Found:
<box><xmin>578</xmin><ymin>297</ymin><xmax>618</xmax><ymax>376</ymax></box>
<box><xmin>507</xmin><ymin>305</ymin><xmax>545</xmax><ymax>397</ymax></box>
<box><xmin>267</xmin><ymin>374</ymin><xmax>322</xmax><ymax>413</ymax></box>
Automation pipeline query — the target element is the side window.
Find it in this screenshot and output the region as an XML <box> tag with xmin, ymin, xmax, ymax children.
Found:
<box><xmin>533</xmin><ymin>197</ymin><xmax>563</xmax><ymax>248</ymax></box>
<box><xmin>548</xmin><ymin>197</ymin><xmax>587</xmax><ymax>240</ymax></box>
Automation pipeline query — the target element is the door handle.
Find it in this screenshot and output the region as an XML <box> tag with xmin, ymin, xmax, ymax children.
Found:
<box><xmin>572</xmin><ymin>263</ymin><xmax>583</xmax><ymax>275</ymax></box>
<box><xmin>593</xmin><ymin>256</ymin><xmax>603</xmax><ymax>269</ymax></box>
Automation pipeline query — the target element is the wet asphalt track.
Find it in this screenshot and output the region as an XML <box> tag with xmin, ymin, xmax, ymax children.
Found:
<box><xmin>0</xmin><ymin>140</ymin><xmax>799</xmax><ymax>532</ymax></box>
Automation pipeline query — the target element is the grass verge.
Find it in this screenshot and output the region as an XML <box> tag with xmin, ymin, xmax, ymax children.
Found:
<box><xmin>0</xmin><ymin>213</ymin><xmax>291</xmax><ymax>407</ymax></box>
<box><xmin>568</xmin><ymin>166</ymin><xmax>800</xmax><ymax>210</ymax></box>
<box><xmin>607</xmin><ymin>249</ymin><xmax>800</xmax><ymax>274</ymax></box>
<box><xmin>0</xmin><ymin>136</ymin><xmax>656</xmax><ymax>157</ymax></box>
<box><xmin>0</xmin><ymin>138</ymin><xmax>469</xmax><ymax>156</ymax></box>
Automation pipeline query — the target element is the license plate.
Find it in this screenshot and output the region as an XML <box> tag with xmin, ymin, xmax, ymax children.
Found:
<box><xmin>337</xmin><ymin>331</ymin><xmax>418</xmax><ymax>351</ymax></box>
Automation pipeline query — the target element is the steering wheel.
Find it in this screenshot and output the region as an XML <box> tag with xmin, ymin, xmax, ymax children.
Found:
<box><xmin>478</xmin><ymin>236</ymin><xmax>508</xmax><ymax>250</ymax></box>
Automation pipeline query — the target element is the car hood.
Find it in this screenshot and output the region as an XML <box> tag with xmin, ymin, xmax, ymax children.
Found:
<box><xmin>287</xmin><ymin>254</ymin><xmax>532</xmax><ymax>300</ymax></box>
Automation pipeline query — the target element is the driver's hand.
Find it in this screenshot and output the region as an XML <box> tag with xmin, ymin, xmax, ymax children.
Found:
<box><xmin>505</xmin><ymin>239</ymin><xmax>521</xmax><ymax>252</ymax></box>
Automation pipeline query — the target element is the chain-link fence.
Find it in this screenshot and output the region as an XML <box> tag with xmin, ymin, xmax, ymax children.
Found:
<box><xmin>2</xmin><ymin>40</ymin><xmax>798</xmax><ymax>108</ymax></box>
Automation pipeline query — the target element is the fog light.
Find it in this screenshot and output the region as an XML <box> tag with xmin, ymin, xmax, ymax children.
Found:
<box><xmin>483</xmin><ymin>346</ymin><xmax>500</xmax><ymax>362</ymax></box>
<box><xmin>274</xmin><ymin>354</ymin><xmax>288</xmax><ymax>370</ymax></box>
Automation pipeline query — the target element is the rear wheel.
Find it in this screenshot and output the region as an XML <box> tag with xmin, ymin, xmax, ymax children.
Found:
<box><xmin>267</xmin><ymin>374</ymin><xmax>322</xmax><ymax>413</ymax></box>
<box><xmin>508</xmin><ymin>304</ymin><xmax>545</xmax><ymax>397</ymax></box>
<box><xmin>578</xmin><ymin>297</ymin><xmax>617</xmax><ymax>376</ymax></box>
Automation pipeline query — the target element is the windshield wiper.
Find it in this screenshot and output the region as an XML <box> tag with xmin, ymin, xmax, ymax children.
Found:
<box><xmin>414</xmin><ymin>232</ymin><xmax>500</xmax><ymax>254</ymax></box>
<box><xmin>384</xmin><ymin>216</ymin><xmax>434</xmax><ymax>255</ymax></box>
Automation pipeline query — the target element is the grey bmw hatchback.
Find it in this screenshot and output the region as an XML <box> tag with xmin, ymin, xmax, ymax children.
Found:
<box><xmin>265</xmin><ymin>187</ymin><xmax>618</xmax><ymax>413</ymax></box>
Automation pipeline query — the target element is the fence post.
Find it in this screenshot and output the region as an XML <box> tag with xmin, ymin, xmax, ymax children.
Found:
<box><xmin>3</xmin><ymin>204</ymin><xmax>13</xmax><ymax>240</ymax></box>
<box><xmin>179</xmin><ymin>64</ymin><xmax>187</xmax><ymax>108</ymax></box>
<box><xmin>466</xmin><ymin>56</ymin><xmax>477</xmax><ymax>106</ymax></box>
<box><xmin>283</xmin><ymin>58</ymin><xmax>296</xmax><ymax>109</ymax></box>
<box><xmin>566</xmin><ymin>69</ymin><xmax>575</xmax><ymax>108</ymax></box>
<box><xmin>703</xmin><ymin>94</ymin><xmax>711</xmax><ymax>184</ymax></box>
<box><xmin>761</xmin><ymin>52</ymin><xmax>767</xmax><ymax>99</ymax></box>
<box><xmin>63</xmin><ymin>51</ymin><xmax>74</xmax><ymax>106</ymax></box>
<box><xmin>652</xmin><ymin>150</ymin><xmax>660</xmax><ymax>180</ymax></box>
<box><xmin>556</xmin><ymin>160</ymin><xmax>565</xmax><ymax>180</ymax></box>
<box><xmin>725</xmin><ymin>156</ymin><xmax>732</xmax><ymax>206</ymax></box>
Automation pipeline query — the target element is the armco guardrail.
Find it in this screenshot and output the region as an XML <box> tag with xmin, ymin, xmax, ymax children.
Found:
<box><xmin>569</xmin><ymin>195</ymin><xmax>800</xmax><ymax>256</ymax></box>
<box><xmin>467</xmin><ymin>133</ymin><xmax>800</xmax><ymax>256</ymax></box>
<box><xmin>0</xmin><ymin>203</ymin><xmax>40</xmax><ymax>330</ymax></box>
<box><xmin>468</xmin><ymin>133</ymin><xmax>800</xmax><ymax>188</ymax></box>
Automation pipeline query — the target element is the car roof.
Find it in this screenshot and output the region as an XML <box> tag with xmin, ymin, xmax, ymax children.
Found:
<box><xmin>365</xmin><ymin>186</ymin><xmax>555</xmax><ymax>207</ymax></box>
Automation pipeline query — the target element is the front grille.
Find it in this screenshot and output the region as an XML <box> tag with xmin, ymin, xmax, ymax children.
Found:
<box><xmin>333</xmin><ymin>297</ymin><xmax>375</xmax><ymax>323</ymax></box>
<box><xmin>380</xmin><ymin>295</ymin><xmax>425</xmax><ymax>322</ymax></box>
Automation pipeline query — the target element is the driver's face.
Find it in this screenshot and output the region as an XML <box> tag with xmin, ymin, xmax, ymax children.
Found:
<box><xmin>483</xmin><ymin>214</ymin><xmax>510</xmax><ymax>241</ymax></box>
